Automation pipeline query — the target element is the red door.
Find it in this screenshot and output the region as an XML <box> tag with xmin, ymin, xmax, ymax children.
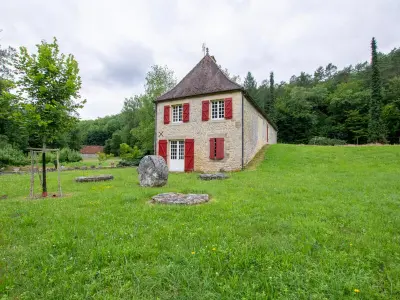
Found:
<box><xmin>184</xmin><ymin>139</ymin><xmax>194</xmax><ymax>172</ymax></box>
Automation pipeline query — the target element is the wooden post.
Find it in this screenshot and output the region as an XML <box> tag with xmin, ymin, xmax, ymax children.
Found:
<box><xmin>42</xmin><ymin>146</ymin><xmax>47</xmax><ymax>197</ymax></box>
<box><xmin>57</xmin><ymin>150</ymin><xmax>62</xmax><ymax>197</ymax></box>
<box><xmin>30</xmin><ymin>150</ymin><xmax>34</xmax><ymax>199</ymax></box>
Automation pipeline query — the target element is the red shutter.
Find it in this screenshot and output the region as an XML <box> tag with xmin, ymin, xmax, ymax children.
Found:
<box><xmin>164</xmin><ymin>105</ymin><xmax>170</xmax><ymax>124</ymax></box>
<box><xmin>224</xmin><ymin>98</ymin><xmax>232</xmax><ymax>119</ymax></box>
<box><xmin>183</xmin><ymin>103</ymin><xmax>190</xmax><ymax>122</ymax></box>
<box><xmin>267</xmin><ymin>125</ymin><xmax>269</xmax><ymax>143</ymax></box>
<box><xmin>215</xmin><ymin>138</ymin><xmax>224</xmax><ymax>159</ymax></box>
<box><xmin>184</xmin><ymin>139</ymin><xmax>194</xmax><ymax>172</ymax></box>
<box><xmin>202</xmin><ymin>100</ymin><xmax>209</xmax><ymax>121</ymax></box>
<box><xmin>158</xmin><ymin>140</ymin><xmax>167</xmax><ymax>162</ymax></box>
<box><xmin>209</xmin><ymin>138</ymin><xmax>215</xmax><ymax>159</ymax></box>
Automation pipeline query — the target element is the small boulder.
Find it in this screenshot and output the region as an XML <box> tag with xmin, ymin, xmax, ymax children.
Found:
<box><xmin>137</xmin><ymin>155</ymin><xmax>168</xmax><ymax>187</ymax></box>
<box><xmin>199</xmin><ymin>173</ymin><xmax>229</xmax><ymax>180</ymax></box>
<box><xmin>151</xmin><ymin>193</ymin><xmax>209</xmax><ymax>205</ymax></box>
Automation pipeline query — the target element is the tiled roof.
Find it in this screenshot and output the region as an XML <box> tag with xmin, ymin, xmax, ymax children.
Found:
<box><xmin>80</xmin><ymin>145</ymin><xmax>104</xmax><ymax>154</ymax></box>
<box><xmin>156</xmin><ymin>54</ymin><xmax>242</xmax><ymax>101</ymax></box>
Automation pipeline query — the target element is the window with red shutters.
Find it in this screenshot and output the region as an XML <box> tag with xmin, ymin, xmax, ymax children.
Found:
<box><xmin>184</xmin><ymin>139</ymin><xmax>194</xmax><ymax>171</ymax></box>
<box><xmin>183</xmin><ymin>103</ymin><xmax>190</xmax><ymax>122</ymax></box>
<box><xmin>224</xmin><ymin>98</ymin><xmax>232</xmax><ymax>119</ymax></box>
<box><xmin>158</xmin><ymin>140</ymin><xmax>167</xmax><ymax>162</ymax></box>
<box><xmin>164</xmin><ymin>105</ymin><xmax>170</xmax><ymax>124</ymax></box>
<box><xmin>209</xmin><ymin>138</ymin><xmax>224</xmax><ymax>160</ymax></box>
<box><xmin>202</xmin><ymin>100</ymin><xmax>209</xmax><ymax>121</ymax></box>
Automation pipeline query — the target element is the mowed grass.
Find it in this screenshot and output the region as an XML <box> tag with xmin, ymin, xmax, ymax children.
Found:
<box><xmin>0</xmin><ymin>144</ymin><xmax>399</xmax><ymax>299</ymax></box>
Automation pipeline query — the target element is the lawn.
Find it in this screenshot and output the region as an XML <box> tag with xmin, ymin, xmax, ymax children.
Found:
<box><xmin>0</xmin><ymin>144</ymin><xmax>399</xmax><ymax>299</ymax></box>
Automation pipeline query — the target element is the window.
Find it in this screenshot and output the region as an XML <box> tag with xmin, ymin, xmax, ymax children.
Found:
<box><xmin>170</xmin><ymin>141</ymin><xmax>184</xmax><ymax>159</ymax></box>
<box><xmin>211</xmin><ymin>100</ymin><xmax>224</xmax><ymax>120</ymax></box>
<box><xmin>172</xmin><ymin>105</ymin><xmax>183</xmax><ymax>123</ymax></box>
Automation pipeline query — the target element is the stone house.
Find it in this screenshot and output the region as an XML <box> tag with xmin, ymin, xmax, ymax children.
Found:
<box><xmin>155</xmin><ymin>53</ymin><xmax>277</xmax><ymax>172</ymax></box>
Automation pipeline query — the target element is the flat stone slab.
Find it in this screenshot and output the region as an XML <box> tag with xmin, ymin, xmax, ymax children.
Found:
<box><xmin>75</xmin><ymin>174</ymin><xmax>114</xmax><ymax>183</ymax></box>
<box><xmin>199</xmin><ymin>173</ymin><xmax>229</xmax><ymax>180</ymax></box>
<box><xmin>151</xmin><ymin>193</ymin><xmax>209</xmax><ymax>205</ymax></box>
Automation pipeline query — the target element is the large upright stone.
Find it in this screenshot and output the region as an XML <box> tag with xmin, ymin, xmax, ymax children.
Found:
<box><xmin>137</xmin><ymin>155</ymin><xmax>168</xmax><ymax>187</ymax></box>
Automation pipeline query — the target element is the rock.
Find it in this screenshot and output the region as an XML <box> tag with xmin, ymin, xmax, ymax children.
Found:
<box><xmin>81</xmin><ymin>166</ymin><xmax>87</xmax><ymax>170</ymax></box>
<box><xmin>90</xmin><ymin>165</ymin><xmax>96</xmax><ymax>169</ymax></box>
<box><xmin>0</xmin><ymin>195</ymin><xmax>7</xmax><ymax>200</ymax></box>
<box><xmin>75</xmin><ymin>174</ymin><xmax>114</xmax><ymax>183</ymax></box>
<box><xmin>199</xmin><ymin>173</ymin><xmax>229</xmax><ymax>180</ymax></box>
<box><xmin>151</xmin><ymin>193</ymin><xmax>209</xmax><ymax>205</ymax></box>
<box><xmin>137</xmin><ymin>155</ymin><xmax>168</xmax><ymax>187</ymax></box>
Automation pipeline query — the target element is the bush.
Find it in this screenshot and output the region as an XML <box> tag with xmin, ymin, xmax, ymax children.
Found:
<box><xmin>0</xmin><ymin>144</ymin><xmax>29</xmax><ymax>168</ymax></box>
<box><xmin>117</xmin><ymin>159</ymin><xmax>140</xmax><ymax>167</ymax></box>
<box><xmin>120</xmin><ymin>143</ymin><xmax>143</xmax><ymax>162</ymax></box>
<box><xmin>56</xmin><ymin>148</ymin><xmax>82</xmax><ymax>163</ymax></box>
<box><xmin>97</xmin><ymin>152</ymin><xmax>114</xmax><ymax>163</ymax></box>
<box><xmin>309</xmin><ymin>136</ymin><xmax>346</xmax><ymax>146</ymax></box>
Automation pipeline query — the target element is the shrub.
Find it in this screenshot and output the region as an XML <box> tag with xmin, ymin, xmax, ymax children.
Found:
<box><xmin>0</xmin><ymin>144</ymin><xmax>29</xmax><ymax>168</ymax></box>
<box><xmin>117</xmin><ymin>159</ymin><xmax>140</xmax><ymax>167</ymax></box>
<box><xmin>120</xmin><ymin>143</ymin><xmax>143</xmax><ymax>162</ymax></box>
<box><xmin>309</xmin><ymin>136</ymin><xmax>346</xmax><ymax>146</ymax></box>
<box><xmin>97</xmin><ymin>152</ymin><xmax>114</xmax><ymax>163</ymax></box>
<box><xmin>59</xmin><ymin>148</ymin><xmax>82</xmax><ymax>163</ymax></box>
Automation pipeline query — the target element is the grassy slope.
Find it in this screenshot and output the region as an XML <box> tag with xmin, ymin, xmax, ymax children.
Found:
<box><xmin>0</xmin><ymin>144</ymin><xmax>399</xmax><ymax>299</ymax></box>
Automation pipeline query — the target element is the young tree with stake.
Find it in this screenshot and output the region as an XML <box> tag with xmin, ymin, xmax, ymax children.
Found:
<box><xmin>16</xmin><ymin>37</ymin><xmax>85</xmax><ymax>197</ymax></box>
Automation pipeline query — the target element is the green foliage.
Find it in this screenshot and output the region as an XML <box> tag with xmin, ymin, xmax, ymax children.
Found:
<box><xmin>368</xmin><ymin>37</ymin><xmax>386</xmax><ymax>143</ymax></box>
<box><xmin>309</xmin><ymin>136</ymin><xmax>346</xmax><ymax>145</ymax></box>
<box><xmin>0</xmin><ymin>143</ymin><xmax>29</xmax><ymax>167</ymax></box>
<box><xmin>120</xmin><ymin>143</ymin><xmax>143</xmax><ymax>161</ymax></box>
<box><xmin>15</xmin><ymin>37</ymin><xmax>85</xmax><ymax>146</ymax></box>
<box><xmin>1</xmin><ymin>145</ymin><xmax>400</xmax><ymax>298</ymax></box>
<box><xmin>97</xmin><ymin>152</ymin><xmax>114</xmax><ymax>163</ymax></box>
<box><xmin>59</xmin><ymin>147</ymin><xmax>82</xmax><ymax>163</ymax></box>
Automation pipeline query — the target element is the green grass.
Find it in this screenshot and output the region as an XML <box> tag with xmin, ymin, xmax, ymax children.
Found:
<box><xmin>0</xmin><ymin>144</ymin><xmax>399</xmax><ymax>299</ymax></box>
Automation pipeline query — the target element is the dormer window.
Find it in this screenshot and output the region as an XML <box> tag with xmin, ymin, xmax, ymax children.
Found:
<box><xmin>211</xmin><ymin>100</ymin><xmax>225</xmax><ymax>120</ymax></box>
<box><xmin>172</xmin><ymin>105</ymin><xmax>183</xmax><ymax>123</ymax></box>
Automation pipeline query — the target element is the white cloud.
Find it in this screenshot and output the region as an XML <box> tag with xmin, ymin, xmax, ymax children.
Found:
<box><xmin>1</xmin><ymin>0</ymin><xmax>399</xmax><ymax>119</ymax></box>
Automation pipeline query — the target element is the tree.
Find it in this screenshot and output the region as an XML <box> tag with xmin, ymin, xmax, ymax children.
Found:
<box><xmin>243</xmin><ymin>71</ymin><xmax>261</xmax><ymax>106</ymax></box>
<box><xmin>15</xmin><ymin>37</ymin><xmax>85</xmax><ymax>196</ymax></box>
<box><xmin>368</xmin><ymin>37</ymin><xmax>386</xmax><ymax>143</ymax></box>
<box><xmin>130</xmin><ymin>65</ymin><xmax>176</xmax><ymax>154</ymax></box>
<box><xmin>268</xmin><ymin>71</ymin><xmax>276</xmax><ymax>119</ymax></box>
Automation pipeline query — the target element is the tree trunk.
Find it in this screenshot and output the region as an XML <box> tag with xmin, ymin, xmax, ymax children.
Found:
<box><xmin>42</xmin><ymin>144</ymin><xmax>47</xmax><ymax>197</ymax></box>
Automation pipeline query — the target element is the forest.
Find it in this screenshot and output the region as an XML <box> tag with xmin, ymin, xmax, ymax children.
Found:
<box><xmin>1</xmin><ymin>37</ymin><xmax>399</xmax><ymax>166</ymax></box>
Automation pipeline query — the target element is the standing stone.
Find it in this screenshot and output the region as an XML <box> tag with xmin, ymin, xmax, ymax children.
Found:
<box><xmin>137</xmin><ymin>155</ymin><xmax>168</xmax><ymax>187</ymax></box>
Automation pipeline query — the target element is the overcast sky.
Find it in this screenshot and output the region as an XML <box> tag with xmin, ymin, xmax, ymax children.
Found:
<box><xmin>1</xmin><ymin>0</ymin><xmax>399</xmax><ymax>119</ymax></box>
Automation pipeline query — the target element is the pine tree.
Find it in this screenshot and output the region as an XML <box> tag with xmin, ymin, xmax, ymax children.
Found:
<box><xmin>368</xmin><ymin>37</ymin><xmax>386</xmax><ymax>143</ymax></box>
<box><xmin>268</xmin><ymin>72</ymin><xmax>275</xmax><ymax>119</ymax></box>
<box><xmin>243</xmin><ymin>72</ymin><xmax>261</xmax><ymax>107</ymax></box>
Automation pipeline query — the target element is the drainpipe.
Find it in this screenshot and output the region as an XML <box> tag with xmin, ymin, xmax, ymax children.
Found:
<box><xmin>241</xmin><ymin>92</ymin><xmax>244</xmax><ymax>170</ymax></box>
<box><xmin>154</xmin><ymin>102</ymin><xmax>157</xmax><ymax>155</ymax></box>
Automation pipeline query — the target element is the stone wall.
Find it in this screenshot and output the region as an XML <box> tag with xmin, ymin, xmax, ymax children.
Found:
<box><xmin>156</xmin><ymin>91</ymin><xmax>277</xmax><ymax>172</ymax></box>
<box><xmin>156</xmin><ymin>91</ymin><xmax>243</xmax><ymax>172</ymax></box>
<box><xmin>243</xmin><ymin>95</ymin><xmax>277</xmax><ymax>165</ymax></box>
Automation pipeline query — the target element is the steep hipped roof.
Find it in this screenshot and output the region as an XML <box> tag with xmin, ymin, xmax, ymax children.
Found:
<box><xmin>156</xmin><ymin>54</ymin><xmax>278</xmax><ymax>130</ymax></box>
<box><xmin>156</xmin><ymin>54</ymin><xmax>242</xmax><ymax>101</ymax></box>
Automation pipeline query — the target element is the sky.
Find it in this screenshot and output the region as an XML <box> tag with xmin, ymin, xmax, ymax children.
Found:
<box><xmin>1</xmin><ymin>0</ymin><xmax>399</xmax><ymax>119</ymax></box>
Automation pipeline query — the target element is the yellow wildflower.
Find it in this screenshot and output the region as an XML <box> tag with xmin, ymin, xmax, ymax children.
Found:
<box><xmin>191</xmin><ymin>251</ymin><xmax>195</xmax><ymax>255</ymax></box>
<box><xmin>212</xmin><ymin>247</ymin><xmax>216</xmax><ymax>251</ymax></box>
<box><xmin>350</xmin><ymin>243</ymin><xmax>353</xmax><ymax>246</ymax></box>
<box><xmin>354</xmin><ymin>289</ymin><xmax>360</xmax><ymax>293</ymax></box>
